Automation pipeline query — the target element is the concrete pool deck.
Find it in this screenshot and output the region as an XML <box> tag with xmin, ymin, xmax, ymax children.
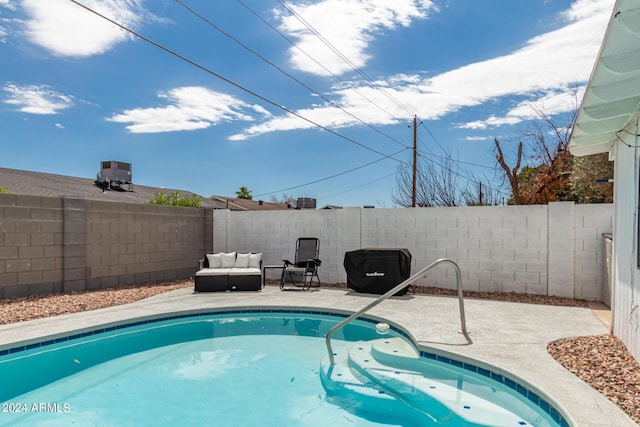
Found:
<box><xmin>0</xmin><ymin>286</ymin><xmax>634</xmax><ymax>427</ymax></box>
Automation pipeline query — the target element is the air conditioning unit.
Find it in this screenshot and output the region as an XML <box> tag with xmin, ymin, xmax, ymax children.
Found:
<box><xmin>96</xmin><ymin>161</ymin><xmax>133</xmax><ymax>191</ymax></box>
<box><xmin>297</xmin><ymin>197</ymin><xmax>316</xmax><ymax>209</ymax></box>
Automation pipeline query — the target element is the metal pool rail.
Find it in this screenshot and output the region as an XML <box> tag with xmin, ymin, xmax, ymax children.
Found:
<box><xmin>325</xmin><ymin>258</ymin><xmax>468</xmax><ymax>365</ymax></box>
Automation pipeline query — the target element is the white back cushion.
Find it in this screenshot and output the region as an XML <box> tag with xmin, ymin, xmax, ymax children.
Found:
<box><xmin>220</xmin><ymin>252</ymin><xmax>237</xmax><ymax>268</ymax></box>
<box><xmin>249</xmin><ymin>253</ymin><xmax>262</xmax><ymax>268</ymax></box>
<box><xmin>206</xmin><ymin>253</ymin><xmax>222</xmax><ymax>268</ymax></box>
<box><xmin>235</xmin><ymin>253</ymin><xmax>251</xmax><ymax>268</ymax></box>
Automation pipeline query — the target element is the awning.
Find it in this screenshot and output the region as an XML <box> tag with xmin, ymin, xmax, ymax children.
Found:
<box><xmin>568</xmin><ymin>0</ymin><xmax>640</xmax><ymax>157</ymax></box>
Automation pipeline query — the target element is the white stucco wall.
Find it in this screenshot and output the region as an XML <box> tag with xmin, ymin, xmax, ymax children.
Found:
<box><xmin>211</xmin><ymin>203</ymin><xmax>612</xmax><ymax>301</ymax></box>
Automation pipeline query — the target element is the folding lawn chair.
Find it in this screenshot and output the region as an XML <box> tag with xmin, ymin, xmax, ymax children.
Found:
<box><xmin>280</xmin><ymin>237</ymin><xmax>322</xmax><ymax>291</ymax></box>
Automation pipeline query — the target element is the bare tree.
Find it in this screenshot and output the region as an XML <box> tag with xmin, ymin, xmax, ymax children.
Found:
<box><xmin>494</xmin><ymin>89</ymin><xmax>580</xmax><ymax>205</ymax></box>
<box><xmin>494</xmin><ymin>138</ymin><xmax>523</xmax><ymax>205</ymax></box>
<box><xmin>393</xmin><ymin>152</ymin><xmax>463</xmax><ymax>207</ymax></box>
<box><xmin>461</xmin><ymin>177</ymin><xmax>502</xmax><ymax>206</ymax></box>
<box><xmin>520</xmin><ymin>89</ymin><xmax>579</xmax><ymax>167</ymax></box>
<box><xmin>392</xmin><ymin>149</ymin><xmax>500</xmax><ymax>207</ymax></box>
<box><xmin>270</xmin><ymin>193</ymin><xmax>297</xmax><ymax>206</ymax></box>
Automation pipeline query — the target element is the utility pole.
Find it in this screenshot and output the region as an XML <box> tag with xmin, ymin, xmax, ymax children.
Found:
<box><xmin>412</xmin><ymin>115</ymin><xmax>417</xmax><ymax>208</ymax></box>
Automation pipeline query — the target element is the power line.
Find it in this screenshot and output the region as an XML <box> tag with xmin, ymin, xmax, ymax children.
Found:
<box><xmin>415</xmin><ymin>119</ymin><xmax>495</xmax><ymax>169</ymax></box>
<box><xmin>68</xmin><ymin>0</ymin><xmax>407</xmax><ymax>163</ymax></box>
<box><xmin>416</xmin><ymin>138</ymin><xmax>495</xmax><ymax>170</ymax></box>
<box><xmin>418</xmin><ymin>120</ymin><xmax>449</xmax><ymax>153</ymax></box>
<box><xmin>318</xmin><ymin>171</ymin><xmax>396</xmax><ymax>202</ymax></box>
<box><xmin>408</xmin><ymin>118</ymin><xmax>509</xmax><ymax>196</ymax></box>
<box><xmin>235</xmin><ymin>0</ymin><xmax>405</xmax><ymax>130</ymax></box>
<box><xmin>175</xmin><ymin>0</ymin><xmax>409</xmax><ymax>150</ymax></box>
<box><xmin>418</xmin><ymin>152</ymin><xmax>510</xmax><ymax>196</ymax></box>
<box><xmin>253</xmin><ymin>148</ymin><xmax>407</xmax><ymax>198</ymax></box>
<box><xmin>275</xmin><ymin>0</ymin><xmax>416</xmax><ymax>119</ymax></box>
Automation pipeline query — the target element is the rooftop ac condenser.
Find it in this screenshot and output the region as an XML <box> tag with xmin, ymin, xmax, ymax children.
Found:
<box><xmin>97</xmin><ymin>161</ymin><xmax>132</xmax><ymax>191</ymax></box>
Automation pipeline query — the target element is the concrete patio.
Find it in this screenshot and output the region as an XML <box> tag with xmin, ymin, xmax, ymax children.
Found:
<box><xmin>0</xmin><ymin>286</ymin><xmax>634</xmax><ymax>427</ymax></box>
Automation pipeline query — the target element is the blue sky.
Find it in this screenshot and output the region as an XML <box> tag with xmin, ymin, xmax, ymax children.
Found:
<box><xmin>0</xmin><ymin>0</ymin><xmax>613</xmax><ymax>207</ymax></box>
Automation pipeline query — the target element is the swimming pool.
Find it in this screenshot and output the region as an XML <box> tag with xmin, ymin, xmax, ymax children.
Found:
<box><xmin>0</xmin><ymin>310</ymin><xmax>568</xmax><ymax>426</ymax></box>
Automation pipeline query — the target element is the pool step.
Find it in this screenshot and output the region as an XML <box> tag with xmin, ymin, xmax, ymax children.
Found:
<box><xmin>322</xmin><ymin>338</ymin><xmax>535</xmax><ymax>427</ymax></box>
<box><xmin>319</xmin><ymin>341</ymin><xmax>426</xmax><ymax>425</ymax></box>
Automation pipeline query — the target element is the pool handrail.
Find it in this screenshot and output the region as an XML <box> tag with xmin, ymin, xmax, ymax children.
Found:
<box><xmin>325</xmin><ymin>258</ymin><xmax>468</xmax><ymax>365</ymax></box>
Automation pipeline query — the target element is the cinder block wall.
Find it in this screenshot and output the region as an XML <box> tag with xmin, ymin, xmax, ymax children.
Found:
<box><xmin>0</xmin><ymin>194</ymin><xmax>211</xmax><ymax>298</ymax></box>
<box><xmin>0</xmin><ymin>195</ymin><xmax>64</xmax><ymax>297</ymax></box>
<box><xmin>213</xmin><ymin>202</ymin><xmax>613</xmax><ymax>300</ymax></box>
<box><xmin>0</xmin><ymin>193</ymin><xmax>611</xmax><ymax>301</ymax></box>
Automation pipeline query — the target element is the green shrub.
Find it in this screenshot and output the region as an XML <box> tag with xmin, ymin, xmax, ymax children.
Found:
<box><xmin>0</xmin><ymin>186</ymin><xmax>9</xmax><ymax>194</ymax></box>
<box><xmin>148</xmin><ymin>191</ymin><xmax>202</xmax><ymax>208</ymax></box>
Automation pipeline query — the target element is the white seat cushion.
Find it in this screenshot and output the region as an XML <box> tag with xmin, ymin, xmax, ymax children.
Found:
<box><xmin>196</xmin><ymin>268</ymin><xmax>232</xmax><ymax>276</ymax></box>
<box><xmin>228</xmin><ymin>268</ymin><xmax>261</xmax><ymax>275</ymax></box>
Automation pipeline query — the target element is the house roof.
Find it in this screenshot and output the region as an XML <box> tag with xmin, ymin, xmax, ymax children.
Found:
<box><xmin>209</xmin><ymin>196</ymin><xmax>293</xmax><ymax>211</ymax></box>
<box><xmin>0</xmin><ymin>167</ymin><xmax>295</xmax><ymax>210</ymax></box>
<box><xmin>0</xmin><ymin>166</ymin><xmax>212</xmax><ymax>208</ymax></box>
<box><xmin>568</xmin><ymin>0</ymin><xmax>640</xmax><ymax>157</ymax></box>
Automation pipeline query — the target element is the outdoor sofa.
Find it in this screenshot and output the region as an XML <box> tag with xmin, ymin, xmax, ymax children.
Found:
<box><xmin>195</xmin><ymin>252</ymin><xmax>262</xmax><ymax>292</ymax></box>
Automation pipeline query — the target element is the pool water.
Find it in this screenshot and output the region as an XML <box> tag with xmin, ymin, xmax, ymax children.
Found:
<box><xmin>0</xmin><ymin>312</ymin><xmax>565</xmax><ymax>427</ymax></box>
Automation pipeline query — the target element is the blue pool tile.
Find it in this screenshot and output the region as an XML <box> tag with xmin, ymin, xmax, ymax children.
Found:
<box><xmin>491</xmin><ymin>372</ymin><xmax>504</xmax><ymax>383</ymax></box>
<box><xmin>477</xmin><ymin>367</ymin><xmax>491</xmax><ymax>378</ymax></box>
<box><xmin>540</xmin><ymin>399</ymin><xmax>550</xmax><ymax>413</ymax></box>
<box><xmin>436</xmin><ymin>354</ymin><xmax>451</xmax><ymax>364</ymax></box>
<box><xmin>504</xmin><ymin>377</ymin><xmax>516</xmax><ymax>390</ymax></box>
<box><xmin>462</xmin><ymin>362</ymin><xmax>477</xmax><ymax>373</ymax></box>
<box><xmin>451</xmin><ymin>359</ymin><xmax>464</xmax><ymax>368</ymax></box>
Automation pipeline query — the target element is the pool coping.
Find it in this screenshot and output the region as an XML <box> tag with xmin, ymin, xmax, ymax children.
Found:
<box><xmin>0</xmin><ymin>286</ymin><xmax>634</xmax><ymax>427</ymax></box>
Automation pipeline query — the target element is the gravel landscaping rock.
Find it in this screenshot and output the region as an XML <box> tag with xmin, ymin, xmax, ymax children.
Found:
<box><xmin>0</xmin><ymin>280</ymin><xmax>637</xmax><ymax>423</ymax></box>
<box><xmin>0</xmin><ymin>280</ymin><xmax>192</xmax><ymax>325</ymax></box>
<box><xmin>548</xmin><ymin>334</ymin><xmax>640</xmax><ymax>425</ymax></box>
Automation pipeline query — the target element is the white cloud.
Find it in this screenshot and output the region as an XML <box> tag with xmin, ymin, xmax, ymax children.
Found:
<box><xmin>0</xmin><ymin>1</ymin><xmax>16</xmax><ymax>11</ymax></box>
<box><xmin>462</xmin><ymin>87</ymin><xmax>587</xmax><ymax>130</ymax></box>
<box><xmin>233</xmin><ymin>0</ymin><xmax>612</xmax><ymax>140</ymax></box>
<box><xmin>277</xmin><ymin>0</ymin><xmax>436</xmax><ymax>76</ymax></box>
<box><xmin>3</xmin><ymin>83</ymin><xmax>74</xmax><ymax>114</ymax></box>
<box><xmin>20</xmin><ymin>0</ymin><xmax>146</xmax><ymax>57</ymax></box>
<box><xmin>107</xmin><ymin>86</ymin><xmax>271</xmax><ymax>134</ymax></box>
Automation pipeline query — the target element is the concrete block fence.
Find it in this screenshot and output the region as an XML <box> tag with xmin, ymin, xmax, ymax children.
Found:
<box><xmin>0</xmin><ymin>192</ymin><xmax>612</xmax><ymax>302</ymax></box>
<box><xmin>0</xmin><ymin>194</ymin><xmax>212</xmax><ymax>298</ymax></box>
<box><xmin>213</xmin><ymin>202</ymin><xmax>613</xmax><ymax>300</ymax></box>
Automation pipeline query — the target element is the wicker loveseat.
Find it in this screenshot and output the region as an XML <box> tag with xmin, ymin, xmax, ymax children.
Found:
<box><xmin>195</xmin><ymin>252</ymin><xmax>262</xmax><ymax>292</ymax></box>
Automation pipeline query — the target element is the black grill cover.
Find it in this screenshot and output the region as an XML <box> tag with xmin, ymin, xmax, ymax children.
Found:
<box><xmin>343</xmin><ymin>248</ymin><xmax>412</xmax><ymax>295</ymax></box>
